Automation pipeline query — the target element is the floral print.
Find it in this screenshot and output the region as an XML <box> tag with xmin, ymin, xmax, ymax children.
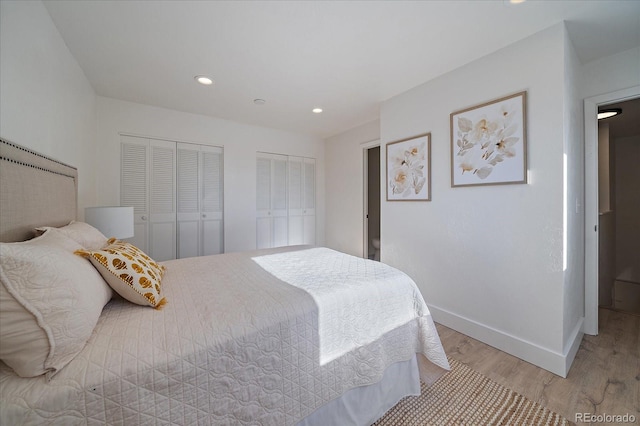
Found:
<box><xmin>388</xmin><ymin>137</ymin><xmax>428</xmax><ymax>199</ymax></box>
<box><xmin>452</xmin><ymin>93</ymin><xmax>526</xmax><ymax>185</ymax></box>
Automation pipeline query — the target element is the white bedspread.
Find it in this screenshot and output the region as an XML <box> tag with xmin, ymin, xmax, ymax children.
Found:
<box><xmin>253</xmin><ymin>247</ymin><xmax>441</xmax><ymax>365</ymax></box>
<box><xmin>0</xmin><ymin>246</ymin><xmax>448</xmax><ymax>425</ymax></box>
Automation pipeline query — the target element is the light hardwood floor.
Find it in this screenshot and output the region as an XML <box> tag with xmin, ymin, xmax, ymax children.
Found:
<box><xmin>435</xmin><ymin>308</ymin><xmax>639</xmax><ymax>425</ymax></box>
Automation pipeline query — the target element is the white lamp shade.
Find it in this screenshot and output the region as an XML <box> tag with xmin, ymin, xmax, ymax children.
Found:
<box><xmin>85</xmin><ymin>206</ymin><xmax>134</xmax><ymax>239</ymax></box>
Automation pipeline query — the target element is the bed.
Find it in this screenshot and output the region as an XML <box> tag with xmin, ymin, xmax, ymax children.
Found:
<box><xmin>0</xmin><ymin>138</ymin><xmax>449</xmax><ymax>425</ymax></box>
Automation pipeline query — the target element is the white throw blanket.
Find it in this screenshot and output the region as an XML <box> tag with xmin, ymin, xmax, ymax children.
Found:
<box><xmin>253</xmin><ymin>247</ymin><xmax>447</xmax><ymax>367</ymax></box>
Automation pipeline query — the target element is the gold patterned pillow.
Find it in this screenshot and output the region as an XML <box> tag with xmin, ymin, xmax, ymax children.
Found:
<box><xmin>76</xmin><ymin>238</ymin><xmax>167</xmax><ymax>309</ymax></box>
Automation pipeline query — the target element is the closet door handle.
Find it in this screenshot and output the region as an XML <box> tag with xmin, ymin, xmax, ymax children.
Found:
<box><xmin>202</xmin><ymin>214</ymin><xmax>207</xmax><ymax>218</ymax></box>
<box><xmin>141</xmin><ymin>215</ymin><xmax>147</xmax><ymax>221</ymax></box>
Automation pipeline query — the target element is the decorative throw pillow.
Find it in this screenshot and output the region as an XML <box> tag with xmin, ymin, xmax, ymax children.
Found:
<box><xmin>76</xmin><ymin>238</ymin><xmax>167</xmax><ymax>309</ymax></box>
<box><xmin>35</xmin><ymin>220</ymin><xmax>108</xmax><ymax>250</ymax></box>
<box><xmin>0</xmin><ymin>230</ymin><xmax>113</xmax><ymax>379</ymax></box>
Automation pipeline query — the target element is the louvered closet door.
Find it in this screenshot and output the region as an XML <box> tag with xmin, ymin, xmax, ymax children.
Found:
<box><xmin>271</xmin><ymin>156</ymin><xmax>288</xmax><ymax>247</ymax></box>
<box><xmin>288</xmin><ymin>157</ymin><xmax>316</xmax><ymax>245</ymax></box>
<box><xmin>121</xmin><ymin>136</ymin><xmax>149</xmax><ymax>252</ymax></box>
<box><xmin>177</xmin><ymin>143</ymin><xmax>224</xmax><ymax>258</ymax></box>
<box><xmin>288</xmin><ymin>157</ymin><xmax>305</xmax><ymax>245</ymax></box>
<box><xmin>149</xmin><ymin>139</ymin><xmax>176</xmax><ymax>261</ymax></box>
<box><xmin>256</xmin><ymin>153</ymin><xmax>288</xmax><ymax>249</ymax></box>
<box><xmin>303</xmin><ymin>158</ymin><xmax>316</xmax><ymax>245</ymax></box>
<box><xmin>200</xmin><ymin>146</ymin><xmax>224</xmax><ymax>256</ymax></box>
<box><xmin>256</xmin><ymin>156</ymin><xmax>272</xmax><ymax>249</ymax></box>
<box><xmin>177</xmin><ymin>143</ymin><xmax>200</xmax><ymax>258</ymax></box>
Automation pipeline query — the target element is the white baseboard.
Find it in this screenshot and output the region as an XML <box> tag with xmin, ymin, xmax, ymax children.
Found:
<box><xmin>429</xmin><ymin>305</ymin><xmax>584</xmax><ymax>378</ymax></box>
<box><xmin>564</xmin><ymin>318</ymin><xmax>584</xmax><ymax>375</ymax></box>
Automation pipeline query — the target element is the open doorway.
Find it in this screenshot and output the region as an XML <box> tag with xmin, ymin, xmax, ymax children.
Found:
<box><xmin>596</xmin><ymin>98</ymin><xmax>640</xmax><ymax>315</ymax></box>
<box><xmin>584</xmin><ymin>86</ymin><xmax>640</xmax><ymax>335</ymax></box>
<box><xmin>363</xmin><ymin>144</ymin><xmax>380</xmax><ymax>260</ymax></box>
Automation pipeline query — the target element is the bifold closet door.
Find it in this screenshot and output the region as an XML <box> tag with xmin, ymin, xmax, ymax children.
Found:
<box><xmin>177</xmin><ymin>143</ymin><xmax>224</xmax><ymax>258</ymax></box>
<box><xmin>302</xmin><ymin>158</ymin><xmax>316</xmax><ymax>245</ymax></box>
<box><xmin>288</xmin><ymin>157</ymin><xmax>304</xmax><ymax>245</ymax></box>
<box><xmin>122</xmin><ymin>136</ymin><xmax>222</xmax><ymax>261</ymax></box>
<box><xmin>121</xmin><ymin>136</ymin><xmax>176</xmax><ymax>261</ymax></box>
<box><xmin>200</xmin><ymin>147</ymin><xmax>224</xmax><ymax>255</ymax></box>
<box><xmin>148</xmin><ymin>139</ymin><xmax>176</xmax><ymax>262</ymax></box>
<box><xmin>121</xmin><ymin>135</ymin><xmax>150</xmax><ymax>253</ymax></box>
<box><xmin>256</xmin><ymin>153</ymin><xmax>288</xmax><ymax>249</ymax></box>
<box><xmin>288</xmin><ymin>157</ymin><xmax>316</xmax><ymax>245</ymax></box>
<box><xmin>176</xmin><ymin>144</ymin><xmax>199</xmax><ymax>258</ymax></box>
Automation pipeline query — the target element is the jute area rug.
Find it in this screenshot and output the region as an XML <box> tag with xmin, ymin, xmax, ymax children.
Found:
<box><xmin>374</xmin><ymin>358</ymin><xmax>573</xmax><ymax>426</ymax></box>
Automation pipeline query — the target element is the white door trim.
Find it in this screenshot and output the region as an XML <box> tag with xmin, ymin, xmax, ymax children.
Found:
<box><xmin>584</xmin><ymin>85</ymin><xmax>640</xmax><ymax>335</ymax></box>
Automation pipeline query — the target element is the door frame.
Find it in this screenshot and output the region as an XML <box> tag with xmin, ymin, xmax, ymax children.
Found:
<box><xmin>362</xmin><ymin>140</ymin><xmax>381</xmax><ymax>259</ymax></box>
<box><xmin>583</xmin><ymin>85</ymin><xmax>640</xmax><ymax>335</ymax></box>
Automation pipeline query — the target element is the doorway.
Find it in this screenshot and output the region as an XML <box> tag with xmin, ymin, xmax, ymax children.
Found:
<box><xmin>584</xmin><ymin>85</ymin><xmax>640</xmax><ymax>335</ymax></box>
<box><xmin>363</xmin><ymin>144</ymin><xmax>381</xmax><ymax>260</ymax></box>
<box><xmin>596</xmin><ymin>98</ymin><xmax>640</xmax><ymax>315</ymax></box>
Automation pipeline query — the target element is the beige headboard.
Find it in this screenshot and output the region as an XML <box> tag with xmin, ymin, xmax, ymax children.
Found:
<box><xmin>0</xmin><ymin>139</ymin><xmax>78</xmax><ymax>243</ymax></box>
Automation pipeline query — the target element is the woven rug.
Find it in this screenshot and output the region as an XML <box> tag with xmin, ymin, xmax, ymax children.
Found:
<box><xmin>374</xmin><ymin>357</ymin><xmax>573</xmax><ymax>426</ymax></box>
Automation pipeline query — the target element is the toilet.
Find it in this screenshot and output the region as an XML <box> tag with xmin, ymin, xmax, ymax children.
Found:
<box><xmin>372</xmin><ymin>238</ymin><xmax>380</xmax><ymax>261</ymax></box>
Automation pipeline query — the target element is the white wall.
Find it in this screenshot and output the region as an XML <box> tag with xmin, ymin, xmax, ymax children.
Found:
<box><xmin>325</xmin><ymin>25</ymin><xmax>640</xmax><ymax>376</ymax></box>
<box><xmin>0</xmin><ymin>0</ymin><xmax>97</xmax><ymax>218</ymax></box>
<box><xmin>561</xmin><ymin>26</ymin><xmax>585</xmax><ymax>371</ymax></box>
<box><xmin>325</xmin><ymin>120</ymin><xmax>379</xmax><ymax>257</ymax></box>
<box><xmin>581</xmin><ymin>46</ymin><xmax>640</xmax><ymax>100</ymax></box>
<box><xmin>96</xmin><ymin>97</ymin><xmax>325</xmax><ymax>253</ymax></box>
<box><xmin>380</xmin><ymin>24</ymin><xmax>567</xmax><ymax>375</ymax></box>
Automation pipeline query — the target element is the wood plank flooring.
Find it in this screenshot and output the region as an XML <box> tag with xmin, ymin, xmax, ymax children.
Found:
<box><xmin>435</xmin><ymin>308</ymin><xmax>639</xmax><ymax>425</ymax></box>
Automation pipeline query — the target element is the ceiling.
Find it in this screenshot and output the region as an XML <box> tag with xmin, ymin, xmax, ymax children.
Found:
<box><xmin>44</xmin><ymin>1</ymin><xmax>640</xmax><ymax>138</ymax></box>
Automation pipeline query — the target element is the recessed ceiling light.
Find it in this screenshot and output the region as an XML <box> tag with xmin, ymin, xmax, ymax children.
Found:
<box><xmin>509</xmin><ymin>0</ymin><xmax>526</xmax><ymax>4</ymax></box>
<box><xmin>597</xmin><ymin>108</ymin><xmax>622</xmax><ymax>120</ymax></box>
<box><xmin>312</xmin><ymin>108</ymin><xmax>323</xmax><ymax>114</ymax></box>
<box><xmin>194</xmin><ymin>75</ymin><xmax>213</xmax><ymax>86</ymax></box>
<box><xmin>254</xmin><ymin>99</ymin><xmax>266</xmax><ymax>105</ymax></box>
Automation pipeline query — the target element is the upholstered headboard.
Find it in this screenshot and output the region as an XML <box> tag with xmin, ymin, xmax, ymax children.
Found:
<box><xmin>0</xmin><ymin>139</ymin><xmax>78</xmax><ymax>242</ymax></box>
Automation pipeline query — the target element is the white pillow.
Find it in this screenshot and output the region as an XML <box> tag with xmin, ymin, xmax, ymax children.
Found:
<box><xmin>35</xmin><ymin>220</ymin><xmax>108</xmax><ymax>250</ymax></box>
<box><xmin>0</xmin><ymin>230</ymin><xmax>113</xmax><ymax>379</ymax></box>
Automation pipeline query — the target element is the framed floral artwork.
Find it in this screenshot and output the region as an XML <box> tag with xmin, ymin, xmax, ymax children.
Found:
<box><xmin>386</xmin><ymin>132</ymin><xmax>431</xmax><ymax>201</ymax></box>
<box><xmin>450</xmin><ymin>91</ymin><xmax>527</xmax><ymax>187</ymax></box>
